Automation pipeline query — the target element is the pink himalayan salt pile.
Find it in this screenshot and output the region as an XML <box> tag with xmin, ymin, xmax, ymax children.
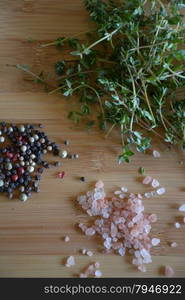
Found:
<box><xmin>77</xmin><ymin>180</ymin><xmax>161</xmax><ymax>272</ymax></box>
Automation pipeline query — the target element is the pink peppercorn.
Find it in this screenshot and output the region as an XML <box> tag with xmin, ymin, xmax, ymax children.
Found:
<box><xmin>18</xmin><ymin>167</ymin><xmax>25</xmax><ymax>175</ymax></box>
<box><xmin>58</xmin><ymin>171</ymin><xmax>65</xmax><ymax>179</ymax></box>
<box><xmin>11</xmin><ymin>175</ymin><xmax>18</xmax><ymax>182</ymax></box>
<box><xmin>6</xmin><ymin>152</ymin><xmax>14</xmax><ymax>159</ymax></box>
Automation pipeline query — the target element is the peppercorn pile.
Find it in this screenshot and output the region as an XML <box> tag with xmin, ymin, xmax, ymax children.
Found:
<box><xmin>0</xmin><ymin>121</ymin><xmax>68</xmax><ymax>201</ymax></box>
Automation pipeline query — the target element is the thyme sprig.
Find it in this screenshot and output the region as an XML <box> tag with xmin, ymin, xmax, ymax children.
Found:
<box><xmin>16</xmin><ymin>0</ymin><xmax>185</xmax><ymax>162</ymax></box>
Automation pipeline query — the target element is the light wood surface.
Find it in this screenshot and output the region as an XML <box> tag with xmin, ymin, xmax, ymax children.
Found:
<box><xmin>0</xmin><ymin>0</ymin><xmax>185</xmax><ymax>278</ymax></box>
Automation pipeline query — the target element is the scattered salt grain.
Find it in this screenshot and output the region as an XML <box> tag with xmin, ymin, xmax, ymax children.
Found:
<box><xmin>151</xmin><ymin>238</ymin><xmax>160</xmax><ymax>246</ymax></box>
<box><xmin>64</xmin><ymin>236</ymin><xmax>70</xmax><ymax>242</ymax></box>
<box><xmin>114</xmin><ymin>190</ymin><xmax>122</xmax><ymax>195</ymax></box>
<box><xmin>174</xmin><ymin>222</ymin><xmax>181</xmax><ymax>229</ymax></box>
<box><xmin>79</xmin><ymin>273</ymin><xmax>87</xmax><ymax>278</ymax></box>
<box><xmin>121</xmin><ymin>187</ymin><xmax>128</xmax><ymax>192</ymax></box>
<box><xmin>95</xmin><ymin>270</ymin><xmax>102</xmax><ymax>277</ymax></box>
<box><xmin>183</xmin><ymin>217</ymin><xmax>185</xmax><ymax>224</ymax></box>
<box><xmin>170</xmin><ymin>242</ymin><xmax>177</xmax><ymax>248</ymax></box>
<box><xmin>138</xmin><ymin>265</ymin><xmax>147</xmax><ymax>272</ymax></box>
<box><xmin>164</xmin><ymin>265</ymin><xmax>174</xmax><ymax>277</ymax></box>
<box><xmin>142</xmin><ymin>176</ymin><xmax>152</xmax><ymax>185</ymax></box>
<box><xmin>81</xmin><ymin>249</ymin><xmax>87</xmax><ymax>255</ymax></box>
<box><xmin>151</xmin><ymin>179</ymin><xmax>160</xmax><ymax>188</ymax></box>
<box><xmin>156</xmin><ymin>187</ymin><xmax>166</xmax><ymax>195</ymax></box>
<box><xmin>153</xmin><ymin>150</ymin><xmax>161</xmax><ymax>158</ymax></box>
<box><xmin>179</xmin><ymin>204</ymin><xmax>185</xmax><ymax>212</ymax></box>
<box><xmin>65</xmin><ymin>256</ymin><xmax>75</xmax><ymax>267</ymax></box>
<box><xmin>86</xmin><ymin>250</ymin><xmax>93</xmax><ymax>257</ymax></box>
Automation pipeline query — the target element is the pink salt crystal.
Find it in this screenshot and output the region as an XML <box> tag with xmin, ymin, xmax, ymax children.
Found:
<box><xmin>118</xmin><ymin>247</ymin><xmax>125</xmax><ymax>256</ymax></box>
<box><xmin>95</xmin><ymin>270</ymin><xmax>102</xmax><ymax>277</ymax></box>
<box><xmin>121</xmin><ymin>187</ymin><xmax>128</xmax><ymax>192</ymax></box>
<box><xmin>156</xmin><ymin>187</ymin><xmax>166</xmax><ymax>195</ymax></box>
<box><xmin>179</xmin><ymin>204</ymin><xmax>185</xmax><ymax>212</ymax></box>
<box><xmin>138</xmin><ymin>265</ymin><xmax>147</xmax><ymax>272</ymax></box>
<box><xmin>174</xmin><ymin>222</ymin><xmax>181</xmax><ymax>229</ymax></box>
<box><xmin>148</xmin><ymin>214</ymin><xmax>157</xmax><ymax>223</ymax></box>
<box><xmin>114</xmin><ymin>190</ymin><xmax>122</xmax><ymax>195</ymax></box>
<box><xmin>170</xmin><ymin>242</ymin><xmax>177</xmax><ymax>248</ymax></box>
<box><xmin>151</xmin><ymin>179</ymin><xmax>160</xmax><ymax>188</ymax></box>
<box><xmin>153</xmin><ymin>150</ymin><xmax>161</xmax><ymax>158</ymax></box>
<box><xmin>95</xmin><ymin>181</ymin><xmax>104</xmax><ymax>188</ymax></box>
<box><xmin>86</xmin><ymin>250</ymin><xmax>93</xmax><ymax>257</ymax></box>
<box><xmin>119</xmin><ymin>194</ymin><xmax>125</xmax><ymax>199</ymax></box>
<box><xmin>79</xmin><ymin>273</ymin><xmax>87</xmax><ymax>278</ymax></box>
<box><xmin>151</xmin><ymin>238</ymin><xmax>160</xmax><ymax>246</ymax></box>
<box><xmin>64</xmin><ymin>236</ymin><xmax>70</xmax><ymax>242</ymax></box>
<box><xmin>183</xmin><ymin>217</ymin><xmax>185</xmax><ymax>224</ymax></box>
<box><xmin>85</xmin><ymin>228</ymin><xmax>96</xmax><ymax>236</ymax></box>
<box><xmin>65</xmin><ymin>256</ymin><xmax>75</xmax><ymax>267</ymax></box>
<box><xmin>81</xmin><ymin>249</ymin><xmax>87</xmax><ymax>255</ymax></box>
<box><xmin>94</xmin><ymin>262</ymin><xmax>100</xmax><ymax>268</ymax></box>
<box><xmin>142</xmin><ymin>176</ymin><xmax>152</xmax><ymax>185</ymax></box>
<box><xmin>164</xmin><ymin>265</ymin><xmax>174</xmax><ymax>277</ymax></box>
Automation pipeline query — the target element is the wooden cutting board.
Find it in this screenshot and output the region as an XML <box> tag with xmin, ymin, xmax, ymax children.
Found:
<box><xmin>0</xmin><ymin>0</ymin><xmax>184</xmax><ymax>278</ymax></box>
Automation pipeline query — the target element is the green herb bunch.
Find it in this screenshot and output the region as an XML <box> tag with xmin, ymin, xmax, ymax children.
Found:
<box><xmin>18</xmin><ymin>0</ymin><xmax>185</xmax><ymax>162</ymax></box>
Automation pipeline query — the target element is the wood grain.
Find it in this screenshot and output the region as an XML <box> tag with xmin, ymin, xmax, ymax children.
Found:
<box><xmin>0</xmin><ymin>0</ymin><xmax>185</xmax><ymax>278</ymax></box>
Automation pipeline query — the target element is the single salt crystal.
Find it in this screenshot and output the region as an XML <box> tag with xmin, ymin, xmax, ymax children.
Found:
<box><xmin>95</xmin><ymin>270</ymin><xmax>102</xmax><ymax>277</ymax></box>
<box><xmin>156</xmin><ymin>187</ymin><xmax>166</xmax><ymax>195</ymax></box>
<box><xmin>121</xmin><ymin>187</ymin><xmax>128</xmax><ymax>192</ymax></box>
<box><xmin>65</xmin><ymin>256</ymin><xmax>75</xmax><ymax>267</ymax></box>
<box><xmin>164</xmin><ymin>265</ymin><xmax>174</xmax><ymax>277</ymax></box>
<box><xmin>183</xmin><ymin>217</ymin><xmax>185</xmax><ymax>224</ymax></box>
<box><xmin>119</xmin><ymin>193</ymin><xmax>125</xmax><ymax>199</ymax></box>
<box><xmin>64</xmin><ymin>236</ymin><xmax>70</xmax><ymax>242</ymax></box>
<box><xmin>170</xmin><ymin>242</ymin><xmax>177</xmax><ymax>248</ymax></box>
<box><xmin>81</xmin><ymin>249</ymin><xmax>87</xmax><ymax>255</ymax></box>
<box><xmin>94</xmin><ymin>262</ymin><xmax>100</xmax><ymax>268</ymax></box>
<box><xmin>142</xmin><ymin>176</ymin><xmax>152</xmax><ymax>185</ymax></box>
<box><xmin>174</xmin><ymin>222</ymin><xmax>181</xmax><ymax>229</ymax></box>
<box><xmin>114</xmin><ymin>190</ymin><xmax>122</xmax><ymax>195</ymax></box>
<box><xmin>151</xmin><ymin>238</ymin><xmax>160</xmax><ymax>246</ymax></box>
<box><xmin>95</xmin><ymin>180</ymin><xmax>104</xmax><ymax>188</ymax></box>
<box><xmin>118</xmin><ymin>247</ymin><xmax>125</xmax><ymax>256</ymax></box>
<box><xmin>87</xmin><ymin>250</ymin><xmax>93</xmax><ymax>257</ymax></box>
<box><xmin>151</xmin><ymin>179</ymin><xmax>160</xmax><ymax>188</ymax></box>
<box><xmin>179</xmin><ymin>204</ymin><xmax>185</xmax><ymax>212</ymax></box>
<box><xmin>138</xmin><ymin>265</ymin><xmax>147</xmax><ymax>272</ymax></box>
<box><xmin>85</xmin><ymin>228</ymin><xmax>96</xmax><ymax>236</ymax></box>
<box><xmin>153</xmin><ymin>150</ymin><xmax>160</xmax><ymax>158</ymax></box>
<box><xmin>144</xmin><ymin>192</ymin><xmax>152</xmax><ymax>198</ymax></box>
<box><xmin>80</xmin><ymin>273</ymin><xmax>87</xmax><ymax>278</ymax></box>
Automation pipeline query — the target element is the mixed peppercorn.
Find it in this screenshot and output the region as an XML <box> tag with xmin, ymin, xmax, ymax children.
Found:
<box><xmin>0</xmin><ymin>121</ymin><xmax>74</xmax><ymax>201</ymax></box>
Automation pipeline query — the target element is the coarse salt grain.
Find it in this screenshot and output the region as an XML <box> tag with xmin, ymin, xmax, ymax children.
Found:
<box><xmin>170</xmin><ymin>242</ymin><xmax>177</xmax><ymax>248</ymax></box>
<box><xmin>86</xmin><ymin>250</ymin><xmax>93</xmax><ymax>257</ymax></box>
<box><xmin>142</xmin><ymin>176</ymin><xmax>152</xmax><ymax>185</ymax></box>
<box><xmin>81</xmin><ymin>249</ymin><xmax>87</xmax><ymax>255</ymax></box>
<box><xmin>153</xmin><ymin>150</ymin><xmax>161</xmax><ymax>158</ymax></box>
<box><xmin>179</xmin><ymin>204</ymin><xmax>185</xmax><ymax>212</ymax></box>
<box><xmin>138</xmin><ymin>265</ymin><xmax>147</xmax><ymax>272</ymax></box>
<box><xmin>174</xmin><ymin>222</ymin><xmax>181</xmax><ymax>229</ymax></box>
<box><xmin>164</xmin><ymin>265</ymin><xmax>174</xmax><ymax>277</ymax></box>
<box><xmin>95</xmin><ymin>270</ymin><xmax>102</xmax><ymax>277</ymax></box>
<box><xmin>65</xmin><ymin>256</ymin><xmax>75</xmax><ymax>267</ymax></box>
<box><xmin>151</xmin><ymin>238</ymin><xmax>160</xmax><ymax>246</ymax></box>
<box><xmin>76</xmin><ymin>180</ymin><xmax>160</xmax><ymax>272</ymax></box>
<box><xmin>121</xmin><ymin>187</ymin><xmax>128</xmax><ymax>192</ymax></box>
<box><xmin>156</xmin><ymin>187</ymin><xmax>166</xmax><ymax>195</ymax></box>
<box><xmin>64</xmin><ymin>236</ymin><xmax>70</xmax><ymax>242</ymax></box>
<box><xmin>151</xmin><ymin>179</ymin><xmax>160</xmax><ymax>188</ymax></box>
